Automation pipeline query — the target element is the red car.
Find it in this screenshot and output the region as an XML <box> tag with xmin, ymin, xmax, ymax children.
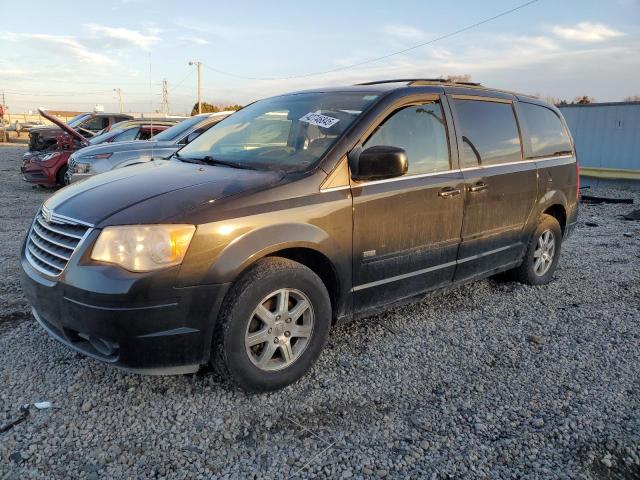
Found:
<box><xmin>21</xmin><ymin>110</ymin><xmax>169</xmax><ymax>187</ymax></box>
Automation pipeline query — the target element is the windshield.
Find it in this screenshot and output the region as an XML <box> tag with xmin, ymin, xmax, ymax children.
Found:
<box><xmin>66</xmin><ymin>113</ymin><xmax>91</xmax><ymax>127</ymax></box>
<box><xmin>177</xmin><ymin>92</ymin><xmax>378</xmax><ymax>171</ymax></box>
<box><xmin>89</xmin><ymin>129</ymin><xmax>122</xmax><ymax>145</ymax></box>
<box><xmin>153</xmin><ymin>115</ymin><xmax>206</xmax><ymax>142</ymax></box>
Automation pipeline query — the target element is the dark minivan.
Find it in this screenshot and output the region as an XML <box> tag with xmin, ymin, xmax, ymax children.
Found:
<box><xmin>21</xmin><ymin>80</ymin><xmax>578</xmax><ymax>391</ymax></box>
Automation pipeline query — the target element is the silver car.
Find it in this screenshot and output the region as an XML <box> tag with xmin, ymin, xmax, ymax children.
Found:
<box><xmin>67</xmin><ymin>112</ymin><xmax>232</xmax><ymax>183</ymax></box>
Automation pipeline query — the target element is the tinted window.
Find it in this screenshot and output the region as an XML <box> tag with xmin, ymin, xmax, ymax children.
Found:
<box><xmin>454</xmin><ymin>99</ymin><xmax>522</xmax><ymax>167</ymax></box>
<box><xmin>113</xmin><ymin>127</ymin><xmax>140</xmax><ymax>142</ymax></box>
<box><xmin>88</xmin><ymin>129</ymin><xmax>121</xmax><ymax>145</ymax></box>
<box><xmin>363</xmin><ymin>102</ymin><xmax>450</xmax><ymax>174</ymax></box>
<box><xmin>519</xmin><ymin>103</ymin><xmax>572</xmax><ymax>158</ymax></box>
<box><xmin>81</xmin><ymin>116</ymin><xmax>109</xmax><ymax>132</ymax></box>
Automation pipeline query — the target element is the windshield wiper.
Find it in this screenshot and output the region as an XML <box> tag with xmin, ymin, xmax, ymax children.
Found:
<box><xmin>175</xmin><ymin>153</ymin><xmax>256</xmax><ymax>170</ymax></box>
<box><xmin>199</xmin><ymin>156</ymin><xmax>256</xmax><ymax>170</ymax></box>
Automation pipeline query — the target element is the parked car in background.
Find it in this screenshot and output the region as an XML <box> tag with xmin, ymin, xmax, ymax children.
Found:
<box><xmin>20</xmin><ymin>80</ymin><xmax>578</xmax><ymax>391</ymax></box>
<box><xmin>21</xmin><ymin>111</ymin><xmax>170</xmax><ymax>187</ymax></box>
<box><xmin>67</xmin><ymin>111</ymin><xmax>232</xmax><ymax>183</ymax></box>
<box><xmin>28</xmin><ymin>111</ymin><xmax>133</xmax><ymax>152</ymax></box>
<box><xmin>87</xmin><ymin>123</ymin><xmax>171</xmax><ymax>145</ymax></box>
<box><xmin>91</xmin><ymin>117</ymin><xmax>186</xmax><ymax>139</ymax></box>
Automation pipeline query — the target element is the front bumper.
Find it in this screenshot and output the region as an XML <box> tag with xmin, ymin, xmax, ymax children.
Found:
<box><xmin>21</xmin><ymin>162</ymin><xmax>52</xmax><ymax>185</ymax></box>
<box><xmin>20</xmin><ymin>243</ymin><xmax>230</xmax><ymax>374</ymax></box>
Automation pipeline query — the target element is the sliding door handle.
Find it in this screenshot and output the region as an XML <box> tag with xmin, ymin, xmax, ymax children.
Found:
<box><xmin>468</xmin><ymin>182</ymin><xmax>488</xmax><ymax>193</ymax></box>
<box><xmin>438</xmin><ymin>187</ymin><xmax>461</xmax><ymax>198</ymax></box>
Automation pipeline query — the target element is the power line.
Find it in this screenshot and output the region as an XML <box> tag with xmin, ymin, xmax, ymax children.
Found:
<box><xmin>202</xmin><ymin>0</ymin><xmax>539</xmax><ymax>81</ymax></box>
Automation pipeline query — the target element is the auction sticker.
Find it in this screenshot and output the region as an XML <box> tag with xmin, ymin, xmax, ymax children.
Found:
<box><xmin>299</xmin><ymin>112</ymin><xmax>340</xmax><ymax>129</ymax></box>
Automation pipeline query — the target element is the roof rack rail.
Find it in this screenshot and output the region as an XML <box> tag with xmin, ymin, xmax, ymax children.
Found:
<box><xmin>356</xmin><ymin>78</ymin><xmax>482</xmax><ymax>87</ymax></box>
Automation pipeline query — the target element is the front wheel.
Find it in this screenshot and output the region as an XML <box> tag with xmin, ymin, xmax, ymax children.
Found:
<box><xmin>212</xmin><ymin>257</ymin><xmax>331</xmax><ymax>392</ymax></box>
<box><xmin>56</xmin><ymin>165</ymin><xmax>69</xmax><ymax>187</ymax></box>
<box><xmin>511</xmin><ymin>214</ymin><xmax>562</xmax><ymax>285</ymax></box>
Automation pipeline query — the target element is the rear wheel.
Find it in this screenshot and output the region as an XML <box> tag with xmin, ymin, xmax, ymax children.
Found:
<box><xmin>212</xmin><ymin>257</ymin><xmax>331</xmax><ymax>392</ymax></box>
<box><xmin>511</xmin><ymin>214</ymin><xmax>562</xmax><ymax>285</ymax></box>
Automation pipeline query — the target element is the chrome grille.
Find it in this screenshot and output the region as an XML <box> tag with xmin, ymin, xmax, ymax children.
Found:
<box><xmin>25</xmin><ymin>208</ymin><xmax>91</xmax><ymax>277</ymax></box>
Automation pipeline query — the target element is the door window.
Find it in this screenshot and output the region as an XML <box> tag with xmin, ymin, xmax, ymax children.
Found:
<box><xmin>453</xmin><ymin>99</ymin><xmax>522</xmax><ymax>167</ymax></box>
<box><xmin>113</xmin><ymin>127</ymin><xmax>140</xmax><ymax>142</ymax></box>
<box><xmin>363</xmin><ymin>102</ymin><xmax>450</xmax><ymax>175</ymax></box>
<box><xmin>81</xmin><ymin>116</ymin><xmax>110</xmax><ymax>132</ymax></box>
<box><xmin>519</xmin><ymin>103</ymin><xmax>573</xmax><ymax>158</ymax></box>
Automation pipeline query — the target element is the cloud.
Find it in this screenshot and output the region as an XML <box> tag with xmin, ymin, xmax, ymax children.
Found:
<box><xmin>383</xmin><ymin>24</ymin><xmax>427</xmax><ymax>40</ymax></box>
<box><xmin>174</xmin><ymin>19</ymin><xmax>285</xmax><ymax>39</ymax></box>
<box><xmin>551</xmin><ymin>22</ymin><xmax>624</xmax><ymax>42</ymax></box>
<box><xmin>226</xmin><ymin>30</ymin><xmax>638</xmax><ymax>105</ymax></box>
<box><xmin>1</xmin><ymin>32</ymin><xmax>114</xmax><ymax>65</ymax></box>
<box><xmin>85</xmin><ymin>23</ymin><xmax>160</xmax><ymax>49</ymax></box>
<box><xmin>178</xmin><ymin>36</ymin><xmax>209</xmax><ymax>46</ymax></box>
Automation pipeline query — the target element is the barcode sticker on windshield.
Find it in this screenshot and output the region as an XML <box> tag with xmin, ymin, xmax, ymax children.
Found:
<box><xmin>299</xmin><ymin>112</ymin><xmax>340</xmax><ymax>129</ymax></box>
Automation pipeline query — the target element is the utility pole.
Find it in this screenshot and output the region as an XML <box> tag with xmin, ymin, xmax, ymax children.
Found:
<box><xmin>161</xmin><ymin>79</ymin><xmax>169</xmax><ymax>115</ymax></box>
<box><xmin>188</xmin><ymin>61</ymin><xmax>202</xmax><ymax>114</ymax></box>
<box><xmin>113</xmin><ymin>88</ymin><xmax>123</xmax><ymax>113</ymax></box>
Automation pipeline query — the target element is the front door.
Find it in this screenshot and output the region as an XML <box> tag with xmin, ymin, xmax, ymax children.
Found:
<box><xmin>449</xmin><ymin>96</ymin><xmax>538</xmax><ymax>281</ymax></box>
<box><xmin>351</xmin><ymin>97</ymin><xmax>465</xmax><ymax>313</ymax></box>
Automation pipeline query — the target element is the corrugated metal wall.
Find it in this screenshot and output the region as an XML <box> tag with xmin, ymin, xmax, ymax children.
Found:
<box><xmin>559</xmin><ymin>102</ymin><xmax>640</xmax><ymax>172</ymax></box>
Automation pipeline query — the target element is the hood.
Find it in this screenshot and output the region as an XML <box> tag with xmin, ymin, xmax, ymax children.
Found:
<box><xmin>38</xmin><ymin>109</ymin><xmax>88</xmax><ymax>145</ymax></box>
<box><xmin>75</xmin><ymin>139</ymin><xmax>177</xmax><ymax>158</ymax></box>
<box><xmin>29</xmin><ymin>125</ymin><xmax>60</xmax><ymax>134</ymax></box>
<box><xmin>44</xmin><ymin>160</ymin><xmax>284</xmax><ymax>226</ymax></box>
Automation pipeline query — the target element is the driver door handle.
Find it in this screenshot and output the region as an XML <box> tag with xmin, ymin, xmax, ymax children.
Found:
<box><xmin>438</xmin><ymin>187</ymin><xmax>461</xmax><ymax>198</ymax></box>
<box><xmin>468</xmin><ymin>182</ymin><xmax>488</xmax><ymax>193</ymax></box>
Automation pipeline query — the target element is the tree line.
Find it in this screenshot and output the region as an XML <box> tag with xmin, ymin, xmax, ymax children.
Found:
<box><xmin>191</xmin><ymin>102</ymin><xmax>243</xmax><ymax>116</ymax></box>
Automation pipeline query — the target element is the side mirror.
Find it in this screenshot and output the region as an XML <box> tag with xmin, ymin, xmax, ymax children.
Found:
<box><xmin>349</xmin><ymin>145</ymin><xmax>408</xmax><ymax>181</ymax></box>
<box><xmin>185</xmin><ymin>131</ymin><xmax>201</xmax><ymax>144</ymax></box>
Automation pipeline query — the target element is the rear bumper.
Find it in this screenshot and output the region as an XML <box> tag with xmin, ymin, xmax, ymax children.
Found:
<box><xmin>21</xmin><ymin>249</ymin><xmax>231</xmax><ymax>374</ymax></box>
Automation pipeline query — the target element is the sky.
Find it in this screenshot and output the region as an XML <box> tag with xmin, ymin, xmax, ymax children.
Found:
<box><xmin>1</xmin><ymin>0</ymin><xmax>639</xmax><ymax>114</ymax></box>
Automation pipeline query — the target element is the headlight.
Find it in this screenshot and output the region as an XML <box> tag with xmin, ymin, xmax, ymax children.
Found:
<box><xmin>83</xmin><ymin>153</ymin><xmax>112</xmax><ymax>160</ymax></box>
<box><xmin>91</xmin><ymin>225</ymin><xmax>196</xmax><ymax>272</ymax></box>
<box><xmin>73</xmin><ymin>162</ymin><xmax>92</xmax><ymax>174</ymax></box>
<box><xmin>37</xmin><ymin>152</ymin><xmax>61</xmax><ymax>162</ymax></box>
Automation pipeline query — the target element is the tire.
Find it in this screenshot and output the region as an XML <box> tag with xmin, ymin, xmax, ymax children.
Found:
<box><xmin>56</xmin><ymin>165</ymin><xmax>68</xmax><ymax>187</ymax></box>
<box><xmin>511</xmin><ymin>214</ymin><xmax>562</xmax><ymax>285</ymax></box>
<box><xmin>212</xmin><ymin>257</ymin><xmax>331</xmax><ymax>392</ymax></box>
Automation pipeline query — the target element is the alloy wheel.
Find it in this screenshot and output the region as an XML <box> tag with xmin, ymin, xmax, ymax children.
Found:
<box><xmin>245</xmin><ymin>288</ymin><xmax>314</xmax><ymax>371</ymax></box>
<box><xmin>533</xmin><ymin>229</ymin><xmax>556</xmax><ymax>276</ymax></box>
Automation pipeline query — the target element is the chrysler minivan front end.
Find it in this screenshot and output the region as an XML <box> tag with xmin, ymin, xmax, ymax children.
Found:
<box><xmin>20</xmin><ymin>91</ymin><xmax>374</xmax><ymax>379</ymax></box>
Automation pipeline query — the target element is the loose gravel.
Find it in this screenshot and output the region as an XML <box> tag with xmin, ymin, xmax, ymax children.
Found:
<box><xmin>1</xmin><ymin>144</ymin><xmax>639</xmax><ymax>479</ymax></box>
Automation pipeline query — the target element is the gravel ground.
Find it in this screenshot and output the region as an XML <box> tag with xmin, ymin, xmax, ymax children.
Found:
<box><xmin>1</xmin><ymin>144</ymin><xmax>639</xmax><ymax>479</ymax></box>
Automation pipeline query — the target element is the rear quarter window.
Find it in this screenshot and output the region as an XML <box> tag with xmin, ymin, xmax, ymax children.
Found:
<box><xmin>453</xmin><ymin>99</ymin><xmax>522</xmax><ymax>167</ymax></box>
<box><xmin>519</xmin><ymin>103</ymin><xmax>573</xmax><ymax>158</ymax></box>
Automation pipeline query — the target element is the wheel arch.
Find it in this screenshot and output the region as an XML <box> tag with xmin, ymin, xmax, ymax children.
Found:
<box><xmin>265</xmin><ymin>247</ymin><xmax>341</xmax><ymax>322</ymax></box>
<box><xmin>542</xmin><ymin>203</ymin><xmax>567</xmax><ymax>235</ymax></box>
<box><xmin>192</xmin><ymin>222</ymin><xmax>349</xmax><ymax>321</ymax></box>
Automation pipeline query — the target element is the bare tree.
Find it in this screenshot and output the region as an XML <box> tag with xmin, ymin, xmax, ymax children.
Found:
<box><xmin>445</xmin><ymin>74</ymin><xmax>473</xmax><ymax>83</ymax></box>
<box><xmin>573</xmin><ymin>96</ymin><xmax>595</xmax><ymax>105</ymax></box>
